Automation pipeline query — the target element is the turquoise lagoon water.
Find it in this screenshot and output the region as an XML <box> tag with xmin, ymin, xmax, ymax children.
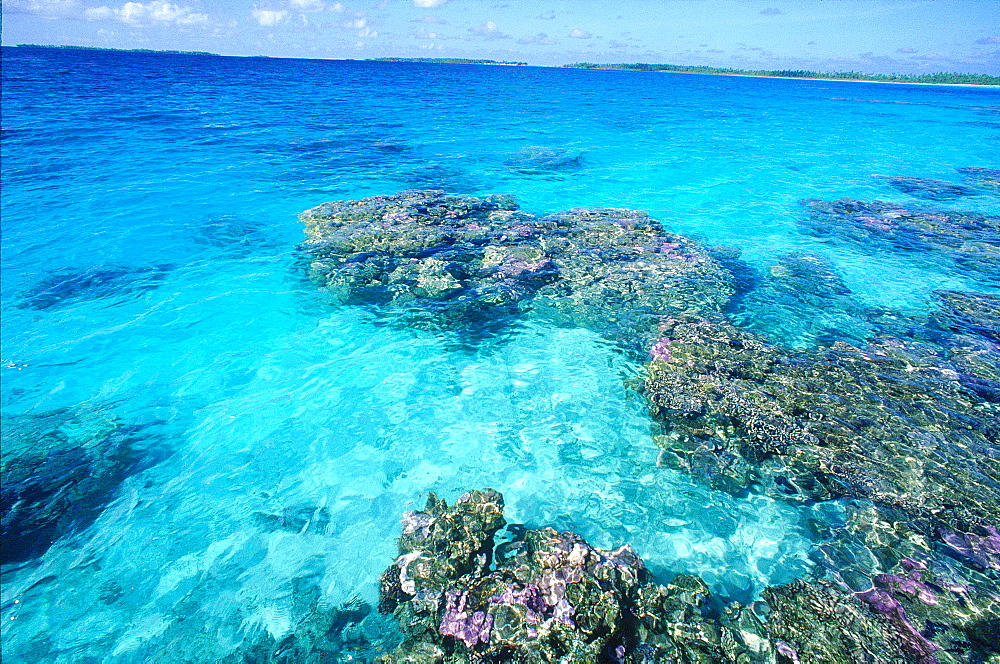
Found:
<box><xmin>1</xmin><ymin>47</ymin><xmax>998</xmax><ymax>661</ymax></box>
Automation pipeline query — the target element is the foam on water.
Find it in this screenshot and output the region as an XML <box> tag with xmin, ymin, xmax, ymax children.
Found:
<box><xmin>2</xmin><ymin>47</ymin><xmax>998</xmax><ymax>660</ymax></box>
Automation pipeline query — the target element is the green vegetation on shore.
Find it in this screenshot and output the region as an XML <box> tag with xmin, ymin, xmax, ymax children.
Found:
<box><xmin>14</xmin><ymin>44</ymin><xmax>219</xmax><ymax>56</ymax></box>
<box><xmin>563</xmin><ymin>62</ymin><xmax>1000</xmax><ymax>85</ymax></box>
<box><xmin>369</xmin><ymin>57</ymin><xmax>527</xmax><ymax>65</ymax></box>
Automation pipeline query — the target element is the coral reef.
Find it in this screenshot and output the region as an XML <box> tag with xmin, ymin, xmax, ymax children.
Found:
<box><xmin>642</xmin><ymin>315</ymin><xmax>1000</xmax><ymax>533</ymax></box>
<box><xmin>378</xmin><ymin>489</ymin><xmax>1000</xmax><ymax>663</ymax></box>
<box><xmin>300</xmin><ymin>190</ymin><xmax>551</xmax><ymax>333</ymax></box>
<box><xmin>378</xmin><ymin>488</ymin><xmax>1000</xmax><ymax>663</ymax></box>
<box><xmin>529</xmin><ymin>207</ymin><xmax>732</xmax><ymax>349</ymax></box>
<box><xmin>933</xmin><ymin>290</ymin><xmax>1000</xmax><ymax>342</ymax></box>
<box><xmin>299</xmin><ymin>190</ymin><xmax>730</xmax><ymax>345</ymax></box>
<box><xmin>1</xmin><ymin>407</ymin><xmax>169</xmax><ymax>564</ymax></box>
<box><xmin>377</xmin><ymin>489</ymin><xmax>733</xmax><ymax>663</ymax></box>
<box><xmin>304</xmin><ymin>192</ymin><xmax>1000</xmax><ymax>663</ymax></box>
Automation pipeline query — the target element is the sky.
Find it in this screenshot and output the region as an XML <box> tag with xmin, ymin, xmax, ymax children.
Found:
<box><xmin>3</xmin><ymin>0</ymin><xmax>999</xmax><ymax>74</ymax></box>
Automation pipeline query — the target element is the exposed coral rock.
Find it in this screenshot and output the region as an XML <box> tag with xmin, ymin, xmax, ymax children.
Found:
<box><xmin>299</xmin><ymin>191</ymin><xmax>731</xmax><ymax>345</ymax></box>
<box><xmin>763</xmin><ymin>579</ymin><xmax>906</xmax><ymax>664</ymax></box>
<box><xmin>642</xmin><ymin>316</ymin><xmax>1000</xmax><ymax>535</ymax></box>
<box><xmin>377</xmin><ymin>490</ymin><xmax>729</xmax><ymax>663</ymax></box>
<box><xmin>528</xmin><ymin>207</ymin><xmax>733</xmax><ymax>347</ymax></box>
<box><xmin>376</xmin><ymin>489</ymin><xmax>999</xmax><ymax>663</ymax></box>
<box><xmin>300</xmin><ymin>190</ymin><xmax>552</xmax><ymax>332</ymax></box>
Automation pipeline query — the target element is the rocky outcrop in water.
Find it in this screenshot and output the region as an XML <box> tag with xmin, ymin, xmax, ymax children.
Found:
<box><xmin>377</xmin><ymin>489</ymin><xmax>1000</xmax><ymax>663</ymax></box>
<box><xmin>643</xmin><ymin>315</ymin><xmax>1000</xmax><ymax>530</ymax></box>
<box><xmin>379</xmin><ymin>489</ymin><xmax>1000</xmax><ymax>663</ymax></box>
<box><xmin>377</xmin><ymin>489</ymin><xmax>755</xmax><ymax>663</ymax></box>
<box><xmin>299</xmin><ymin>190</ymin><xmax>731</xmax><ymax>346</ymax></box>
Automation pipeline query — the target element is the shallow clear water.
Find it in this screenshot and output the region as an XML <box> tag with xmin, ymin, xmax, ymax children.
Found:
<box><xmin>1</xmin><ymin>47</ymin><xmax>998</xmax><ymax>661</ymax></box>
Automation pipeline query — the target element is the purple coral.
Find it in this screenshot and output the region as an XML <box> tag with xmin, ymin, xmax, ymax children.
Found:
<box><xmin>439</xmin><ymin>590</ymin><xmax>493</xmax><ymax>648</ymax></box>
<box><xmin>939</xmin><ymin>526</ymin><xmax>1000</xmax><ymax>570</ymax></box>
<box><xmin>855</xmin><ymin>587</ymin><xmax>940</xmax><ymax>663</ymax></box>
<box><xmin>650</xmin><ymin>337</ymin><xmax>673</xmax><ymax>361</ymax></box>
<box><xmin>659</xmin><ymin>241</ymin><xmax>700</xmax><ymax>261</ymax></box>
<box><xmin>874</xmin><ymin>569</ymin><xmax>937</xmax><ymax>606</ymax></box>
<box><xmin>775</xmin><ymin>640</ymin><xmax>800</xmax><ymax>664</ymax></box>
<box><xmin>382</xmin><ymin>211</ymin><xmax>413</xmax><ymax>223</ymax></box>
<box><xmin>489</xmin><ymin>582</ymin><xmax>575</xmax><ymax>637</ymax></box>
<box><xmin>494</xmin><ymin>256</ymin><xmax>551</xmax><ymax>279</ymax></box>
<box><xmin>401</xmin><ymin>510</ymin><xmax>434</xmax><ymax>539</ymax></box>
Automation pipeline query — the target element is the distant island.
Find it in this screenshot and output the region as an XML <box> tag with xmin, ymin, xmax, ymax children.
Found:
<box><xmin>15</xmin><ymin>44</ymin><xmax>220</xmax><ymax>56</ymax></box>
<box><xmin>563</xmin><ymin>62</ymin><xmax>1000</xmax><ymax>86</ymax></box>
<box><xmin>369</xmin><ymin>57</ymin><xmax>527</xmax><ymax>66</ymax></box>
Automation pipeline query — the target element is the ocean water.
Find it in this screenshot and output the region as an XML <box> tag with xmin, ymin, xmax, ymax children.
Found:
<box><xmin>1</xmin><ymin>47</ymin><xmax>998</xmax><ymax>661</ymax></box>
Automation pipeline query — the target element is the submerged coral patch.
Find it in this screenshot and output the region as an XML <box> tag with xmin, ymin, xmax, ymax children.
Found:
<box><xmin>872</xmin><ymin>174</ymin><xmax>978</xmax><ymax>200</ymax></box>
<box><xmin>799</xmin><ymin>198</ymin><xmax>1000</xmax><ymax>284</ymax></box>
<box><xmin>0</xmin><ymin>407</ymin><xmax>170</xmax><ymax>564</ymax></box>
<box><xmin>958</xmin><ymin>166</ymin><xmax>1000</xmax><ymax>194</ymax></box>
<box><xmin>728</xmin><ymin>251</ymin><xmax>873</xmax><ymax>348</ymax></box>
<box><xmin>15</xmin><ymin>263</ymin><xmax>175</xmax><ymax>311</ymax></box>
<box><xmin>505</xmin><ymin>146</ymin><xmax>586</xmax><ymax>176</ymax></box>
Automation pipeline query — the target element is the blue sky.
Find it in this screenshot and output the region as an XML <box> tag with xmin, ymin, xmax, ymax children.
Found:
<box><xmin>3</xmin><ymin>0</ymin><xmax>999</xmax><ymax>73</ymax></box>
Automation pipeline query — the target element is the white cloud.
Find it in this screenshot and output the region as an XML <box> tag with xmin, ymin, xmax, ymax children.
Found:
<box><xmin>517</xmin><ymin>32</ymin><xmax>555</xmax><ymax>46</ymax></box>
<box><xmin>413</xmin><ymin>15</ymin><xmax>445</xmax><ymax>23</ymax></box>
<box><xmin>469</xmin><ymin>20</ymin><xmax>510</xmax><ymax>39</ymax></box>
<box><xmin>4</xmin><ymin>0</ymin><xmax>82</xmax><ymax>19</ymax></box>
<box><xmin>342</xmin><ymin>16</ymin><xmax>376</xmax><ymax>37</ymax></box>
<box><xmin>413</xmin><ymin>0</ymin><xmax>446</xmax><ymax>7</ymax></box>
<box><xmin>290</xmin><ymin>0</ymin><xmax>324</xmax><ymax>11</ymax></box>
<box><xmin>85</xmin><ymin>0</ymin><xmax>209</xmax><ymax>25</ymax></box>
<box><xmin>252</xmin><ymin>7</ymin><xmax>289</xmax><ymax>25</ymax></box>
<box><xmin>569</xmin><ymin>28</ymin><xmax>592</xmax><ymax>39</ymax></box>
<box><xmin>85</xmin><ymin>5</ymin><xmax>114</xmax><ymax>19</ymax></box>
<box><xmin>330</xmin><ymin>1</ymin><xmax>345</xmax><ymax>10</ymax></box>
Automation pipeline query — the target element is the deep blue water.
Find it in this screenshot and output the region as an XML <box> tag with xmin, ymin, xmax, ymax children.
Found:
<box><xmin>1</xmin><ymin>47</ymin><xmax>998</xmax><ymax>661</ymax></box>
